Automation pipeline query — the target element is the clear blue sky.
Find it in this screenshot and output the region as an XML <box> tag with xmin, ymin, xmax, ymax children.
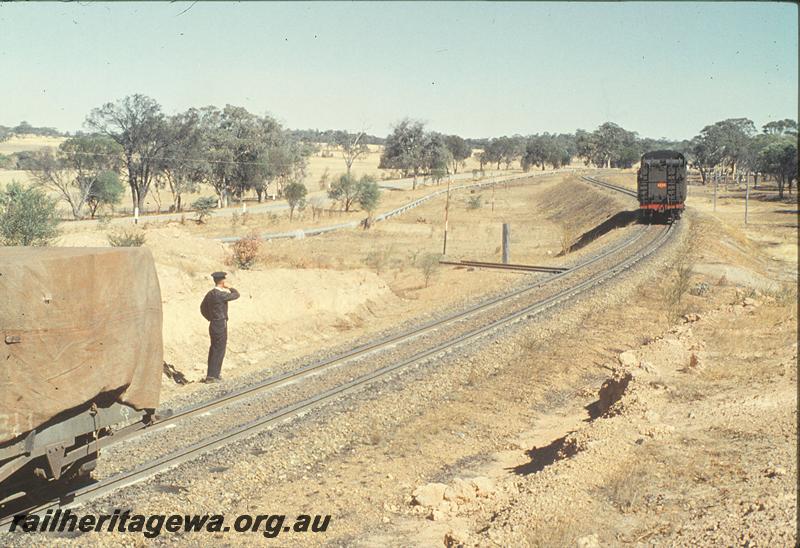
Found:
<box><xmin>0</xmin><ymin>2</ymin><xmax>796</xmax><ymax>140</ymax></box>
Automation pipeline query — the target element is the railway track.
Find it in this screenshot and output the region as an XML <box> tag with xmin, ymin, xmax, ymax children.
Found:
<box><xmin>580</xmin><ymin>175</ymin><xmax>638</xmax><ymax>198</ymax></box>
<box><xmin>0</xmin><ymin>174</ymin><xmax>675</xmax><ymax>525</ymax></box>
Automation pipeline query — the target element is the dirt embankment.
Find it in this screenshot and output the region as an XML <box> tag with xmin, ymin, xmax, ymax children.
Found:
<box><xmin>52</xmin><ymin>174</ymin><xmax>630</xmax><ymax>404</ymax></box>
<box><xmin>376</xmin><ymin>208</ymin><xmax>796</xmax><ymax>547</ymax></box>
<box><xmin>58</xmin><ymin>225</ymin><xmax>399</xmax><ymax>401</ymax></box>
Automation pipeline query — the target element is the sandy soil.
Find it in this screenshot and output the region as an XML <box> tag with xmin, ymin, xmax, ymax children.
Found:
<box><xmin>55</xmin><ymin>172</ymin><xmax>625</xmax><ymax>405</ymax></box>
<box><xmin>5</xmin><ymin>170</ymin><xmax>793</xmax><ymax>547</ymax></box>
<box><xmin>333</xmin><ymin>177</ymin><xmax>797</xmax><ymax>546</ymax></box>
<box><xmin>176</xmin><ymin>183</ymin><xmax>791</xmax><ymax>547</ymax></box>
<box><xmin>376</xmin><ymin>202</ymin><xmax>797</xmax><ymax>547</ymax></box>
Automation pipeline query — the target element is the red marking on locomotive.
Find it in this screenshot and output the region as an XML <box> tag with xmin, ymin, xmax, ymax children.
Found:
<box><xmin>639</xmin><ymin>203</ymin><xmax>685</xmax><ymax>211</ymax></box>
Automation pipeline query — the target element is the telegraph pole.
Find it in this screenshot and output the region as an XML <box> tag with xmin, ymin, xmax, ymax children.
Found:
<box><xmin>442</xmin><ymin>177</ymin><xmax>451</xmax><ymax>255</ymax></box>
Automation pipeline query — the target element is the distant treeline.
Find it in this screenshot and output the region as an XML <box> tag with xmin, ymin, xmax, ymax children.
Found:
<box><xmin>2</xmin><ymin>93</ymin><xmax>797</xmax><ymax>220</ymax></box>
<box><xmin>0</xmin><ymin>121</ymin><xmax>64</xmax><ymax>141</ymax></box>
<box><xmin>288</xmin><ymin>129</ymin><xmax>385</xmax><ymax>146</ymax></box>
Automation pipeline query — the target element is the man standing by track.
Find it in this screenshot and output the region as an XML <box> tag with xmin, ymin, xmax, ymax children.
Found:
<box><xmin>200</xmin><ymin>271</ymin><xmax>240</xmax><ymax>383</ymax></box>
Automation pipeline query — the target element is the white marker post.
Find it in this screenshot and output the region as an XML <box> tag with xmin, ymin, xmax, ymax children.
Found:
<box><xmin>134</xmin><ymin>206</ymin><xmax>139</xmax><ymax>225</ymax></box>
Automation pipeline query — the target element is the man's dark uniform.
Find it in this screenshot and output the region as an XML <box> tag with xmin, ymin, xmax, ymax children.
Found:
<box><xmin>200</xmin><ymin>275</ymin><xmax>240</xmax><ymax>380</ymax></box>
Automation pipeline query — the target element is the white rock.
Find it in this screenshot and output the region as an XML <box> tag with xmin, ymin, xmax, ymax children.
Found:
<box><xmin>576</xmin><ymin>533</ymin><xmax>600</xmax><ymax>548</ymax></box>
<box><xmin>618</xmin><ymin>350</ymin><xmax>638</xmax><ymax>368</ymax></box>
<box><xmin>469</xmin><ymin>476</ymin><xmax>496</xmax><ymax>498</ymax></box>
<box><xmin>413</xmin><ymin>482</ymin><xmax>449</xmax><ymax>507</ymax></box>
<box><xmin>444</xmin><ymin>478</ymin><xmax>477</xmax><ymax>503</ymax></box>
<box><xmin>644</xmin><ymin>410</ymin><xmax>660</xmax><ymax>423</ymax></box>
<box><xmin>639</xmin><ymin>361</ymin><xmax>656</xmax><ymax>373</ymax></box>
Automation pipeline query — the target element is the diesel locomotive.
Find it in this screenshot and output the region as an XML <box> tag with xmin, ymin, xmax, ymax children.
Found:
<box><xmin>637</xmin><ymin>150</ymin><xmax>687</xmax><ymax>221</ymax></box>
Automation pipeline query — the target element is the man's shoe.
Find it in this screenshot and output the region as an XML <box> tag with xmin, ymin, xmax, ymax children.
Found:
<box><xmin>202</xmin><ymin>376</ymin><xmax>222</xmax><ymax>383</ymax></box>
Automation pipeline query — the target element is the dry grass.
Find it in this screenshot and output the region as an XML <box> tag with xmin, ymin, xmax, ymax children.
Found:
<box><xmin>559</xmin><ymin>224</ymin><xmax>576</xmax><ymax>255</ymax></box>
<box><xmin>0</xmin><ymin>135</ymin><xmax>64</xmax><ymax>155</ymax></box>
<box><xmin>364</xmin><ymin>244</ymin><xmax>397</xmax><ymax>275</ymax></box>
<box><xmin>525</xmin><ymin>516</ymin><xmax>586</xmax><ymax>548</ymax></box>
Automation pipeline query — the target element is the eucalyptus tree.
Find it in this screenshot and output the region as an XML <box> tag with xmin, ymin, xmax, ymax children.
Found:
<box><xmin>158</xmin><ymin>108</ymin><xmax>209</xmax><ymax>212</ymax></box>
<box><xmin>762</xmin><ymin>119</ymin><xmax>797</xmax><ymax>136</ymax></box>
<box><xmin>757</xmin><ymin>138</ymin><xmax>798</xmax><ymax>198</ymax></box>
<box><xmin>694</xmin><ymin>119</ymin><xmax>756</xmax><ymax>178</ymax></box>
<box><xmin>26</xmin><ymin>135</ymin><xmax>122</xmax><ymax>219</ymax></box>
<box><xmin>335</xmin><ymin>130</ymin><xmax>370</xmax><ymax>174</ymax></box>
<box><xmin>423</xmin><ymin>132</ymin><xmax>453</xmax><ymax>179</ymax></box>
<box><xmin>85</xmin><ymin>94</ymin><xmax>172</xmax><ymax>212</ymax></box>
<box><xmin>379</xmin><ymin>119</ymin><xmax>427</xmax><ymax>189</ymax></box>
<box><xmin>444</xmin><ymin>134</ymin><xmax>472</xmax><ymax>174</ymax></box>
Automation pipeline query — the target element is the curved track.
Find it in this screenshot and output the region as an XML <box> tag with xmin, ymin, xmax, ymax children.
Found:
<box><xmin>0</xmin><ymin>174</ymin><xmax>672</xmax><ymax>525</ymax></box>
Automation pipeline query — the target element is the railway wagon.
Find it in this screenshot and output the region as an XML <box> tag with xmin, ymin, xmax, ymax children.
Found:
<box><xmin>637</xmin><ymin>150</ymin><xmax>687</xmax><ymax>221</ymax></box>
<box><xmin>0</xmin><ymin>247</ymin><xmax>163</xmax><ymax>499</ymax></box>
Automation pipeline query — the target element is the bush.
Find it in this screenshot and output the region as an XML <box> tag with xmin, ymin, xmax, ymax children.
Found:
<box><xmin>108</xmin><ymin>229</ymin><xmax>146</xmax><ymax>247</ymax></box>
<box><xmin>466</xmin><ymin>194</ymin><xmax>482</xmax><ymax>210</ymax></box>
<box><xmin>418</xmin><ymin>252</ymin><xmax>441</xmax><ymax>287</ymax></box>
<box><xmin>328</xmin><ymin>173</ymin><xmax>359</xmax><ymax>212</ymax></box>
<box><xmin>284</xmin><ymin>181</ymin><xmax>308</xmax><ymax>221</ymax></box>
<box><xmin>364</xmin><ymin>244</ymin><xmax>396</xmax><ymax>275</ymax></box>
<box><xmin>96</xmin><ymin>214</ymin><xmax>112</xmax><ymax>230</ymax></box>
<box><xmin>357</xmin><ymin>176</ymin><xmax>381</xmax><ymax>219</ymax></box>
<box><xmin>230</xmin><ymin>234</ymin><xmax>261</xmax><ymax>269</ymax></box>
<box><xmin>559</xmin><ymin>224</ymin><xmax>576</xmax><ymax>255</ymax></box>
<box><xmin>87</xmin><ymin>171</ymin><xmax>125</xmax><ymax>218</ymax></box>
<box><xmin>192</xmin><ymin>196</ymin><xmax>218</xmax><ymax>223</ymax></box>
<box><xmin>0</xmin><ymin>182</ymin><xmax>60</xmax><ymax>246</ymax></box>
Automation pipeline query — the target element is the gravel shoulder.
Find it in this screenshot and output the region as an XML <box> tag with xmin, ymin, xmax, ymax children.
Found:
<box><xmin>4</xmin><ymin>173</ymin><xmax>794</xmax><ymax>547</ymax></box>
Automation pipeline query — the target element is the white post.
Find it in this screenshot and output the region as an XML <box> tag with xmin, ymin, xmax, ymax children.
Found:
<box><xmin>134</xmin><ymin>206</ymin><xmax>139</xmax><ymax>225</ymax></box>
<box><xmin>242</xmin><ymin>201</ymin><xmax>247</xmax><ymax>213</ymax></box>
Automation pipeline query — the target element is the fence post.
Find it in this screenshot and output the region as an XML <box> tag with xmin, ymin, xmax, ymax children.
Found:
<box><xmin>502</xmin><ymin>223</ymin><xmax>510</xmax><ymax>264</ymax></box>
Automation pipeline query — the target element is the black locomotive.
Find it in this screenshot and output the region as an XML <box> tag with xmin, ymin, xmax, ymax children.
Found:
<box><xmin>637</xmin><ymin>150</ymin><xmax>687</xmax><ymax>221</ymax></box>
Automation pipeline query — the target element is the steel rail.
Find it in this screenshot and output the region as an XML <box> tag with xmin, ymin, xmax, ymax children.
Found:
<box><xmin>0</xmin><ymin>174</ymin><xmax>668</xmax><ymax>524</ymax></box>
<box><xmin>580</xmin><ymin>175</ymin><xmax>638</xmax><ymax>198</ymax></box>
<box><xmin>2</xmin><ymin>173</ymin><xmax>644</xmax><ymax>493</ymax></box>
<box><xmin>439</xmin><ymin>260</ymin><xmax>568</xmax><ymax>273</ymax></box>
<box><xmin>112</xmin><ymin>223</ymin><xmax>650</xmax><ymax>444</ymax></box>
<box><xmin>1</xmin><ymin>220</ymin><xmax>673</xmax><ymax>525</ymax></box>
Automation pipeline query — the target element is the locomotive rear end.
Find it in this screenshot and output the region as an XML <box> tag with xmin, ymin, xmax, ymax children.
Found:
<box><xmin>637</xmin><ymin>150</ymin><xmax>687</xmax><ymax>221</ymax></box>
